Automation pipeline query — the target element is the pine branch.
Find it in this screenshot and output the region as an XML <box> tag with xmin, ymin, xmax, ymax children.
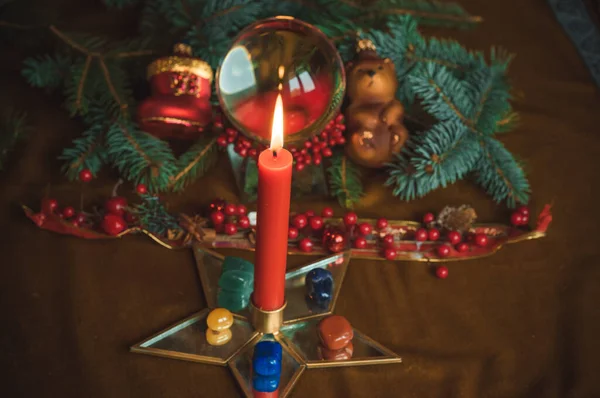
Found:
<box><xmin>106</xmin><ymin>119</ymin><xmax>177</xmax><ymax>192</ymax></box>
<box><xmin>475</xmin><ymin>137</ymin><xmax>530</xmax><ymax>207</ymax></box>
<box><xmin>0</xmin><ymin>110</ymin><xmax>30</xmax><ymax>171</ymax></box>
<box><xmin>169</xmin><ymin>135</ymin><xmax>219</xmax><ymax>192</ymax></box>
<box><xmin>21</xmin><ymin>54</ymin><xmax>72</xmax><ymax>89</ymax></box>
<box><xmin>327</xmin><ymin>150</ymin><xmax>363</xmax><ymax>209</ymax></box>
<box><xmin>132</xmin><ymin>194</ymin><xmax>180</xmax><ymax>236</ymax></box>
<box><xmin>59</xmin><ymin>123</ymin><xmax>105</xmax><ymax>180</ymax></box>
<box><xmin>386</xmin><ymin>121</ymin><xmax>481</xmax><ymax>199</ymax></box>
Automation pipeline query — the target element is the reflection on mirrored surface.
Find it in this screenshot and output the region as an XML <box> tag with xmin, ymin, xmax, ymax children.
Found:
<box><xmin>138</xmin><ymin>310</ymin><xmax>256</xmax><ymax>364</ymax></box>
<box><xmin>229</xmin><ymin>335</ymin><xmax>304</xmax><ymax>397</ymax></box>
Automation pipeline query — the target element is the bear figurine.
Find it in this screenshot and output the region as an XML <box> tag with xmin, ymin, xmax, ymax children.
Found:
<box><xmin>344</xmin><ymin>39</ymin><xmax>409</xmax><ymax>168</ymax></box>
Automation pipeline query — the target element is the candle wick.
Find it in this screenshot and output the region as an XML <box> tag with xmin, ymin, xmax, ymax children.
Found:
<box><xmin>273</xmin><ymin>150</ymin><xmax>278</xmax><ymax>158</ymax></box>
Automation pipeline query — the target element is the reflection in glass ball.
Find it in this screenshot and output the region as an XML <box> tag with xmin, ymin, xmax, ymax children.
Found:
<box><xmin>217</xmin><ymin>17</ymin><xmax>345</xmax><ymax>145</ymax></box>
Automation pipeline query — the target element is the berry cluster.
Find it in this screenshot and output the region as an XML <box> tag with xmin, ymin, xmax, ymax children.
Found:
<box><xmin>215</xmin><ymin>113</ymin><xmax>346</xmax><ymax>171</ymax></box>
<box><xmin>289</xmin><ymin>207</ymin><xmax>336</xmax><ymax>253</ymax></box>
<box><xmin>208</xmin><ymin>199</ymin><xmax>250</xmax><ymax>236</ymax></box>
<box><xmin>510</xmin><ymin>205</ymin><xmax>530</xmax><ymax>227</ymax></box>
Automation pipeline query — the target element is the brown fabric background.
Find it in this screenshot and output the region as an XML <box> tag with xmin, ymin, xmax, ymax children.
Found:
<box><xmin>1</xmin><ymin>1</ymin><xmax>600</xmax><ymax>397</ymax></box>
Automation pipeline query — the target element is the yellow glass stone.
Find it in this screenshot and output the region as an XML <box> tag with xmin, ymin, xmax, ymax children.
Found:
<box><xmin>207</xmin><ymin>308</ymin><xmax>234</xmax><ymax>331</ymax></box>
<box><xmin>206</xmin><ymin>328</ymin><xmax>232</xmax><ymax>346</ymax></box>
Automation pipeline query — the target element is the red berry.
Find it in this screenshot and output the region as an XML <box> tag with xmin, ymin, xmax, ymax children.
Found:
<box><xmin>312</xmin><ymin>145</ymin><xmax>321</xmax><ymax>154</ymax></box>
<box><xmin>105</xmin><ymin>197</ymin><xmax>127</xmax><ymax>216</ymax></box>
<box><xmin>310</xmin><ymin>216</ymin><xmax>324</xmax><ymax>230</ymax></box>
<box><xmin>217</xmin><ymin>135</ymin><xmax>228</xmax><ymax>147</ymax></box>
<box><xmin>61</xmin><ymin>206</ymin><xmax>75</xmax><ymax>219</ymax></box>
<box><xmin>448</xmin><ymin>231</ymin><xmax>462</xmax><ymax>245</ymax></box>
<box><xmin>299</xmin><ymin>238</ymin><xmax>314</xmax><ymax>253</ymax></box>
<box><xmin>336</xmin><ymin>114</ymin><xmax>344</xmax><ymax>123</ymax></box>
<box><xmin>79</xmin><ymin>169</ymin><xmax>93</xmax><ymax>182</ymax></box>
<box><xmin>211</xmin><ymin>211</ymin><xmax>225</xmax><ymax>225</ymax></box>
<box><xmin>237</xmin><ymin>216</ymin><xmax>250</xmax><ymax>229</ymax></box>
<box><xmin>300</xmin><ymin>148</ymin><xmax>307</xmax><ymax>155</ymax></box>
<box><xmin>314</xmin><ymin>154</ymin><xmax>323</xmax><ymax>165</ymax></box>
<box><xmin>331</xmin><ymin>129</ymin><xmax>343</xmax><ymax>138</ymax></box>
<box><xmin>337</xmin><ymin>124</ymin><xmax>346</xmax><ymax>131</ymax></box>
<box><xmin>304</xmin><ymin>141</ymin><xmax>312</xmax><ymax>149</ymax></box>
<box><xmin>292</xmin><ymin>214</ymin><xmax>308</xmax><ymax>229</ymax></box>
<box><xmin>41</xmin><ymin>198</ymin><xmax>58</xmax><ymax>214</ymax></box>
<box><xmin>322</xmin><ymin>147</ymin><xmax>333</xmax><ymax>157</ymax></box>
<box><xmin>237</xmin><ymin>205</ymin><xmax>248</xmax><ymax>216</ymax></box>
<box><xmin>305</xmin><ymin>210</ymin><xmax>315</xmax><ymax>217</ymax></box>
<box><xmin>214</xmin><ymin>121</ymin><xmax>224</xmax><ymax>129</ymax></box>
<box><xmin>290</xmin><ymin>147</ymin><xmax>297</xmax><ymax>153</ymax></box>
<box><xmin>102</xmin><ymin>214</ymin><xmax>126</xmax><ymax>236</ymax></box>
<box><xmin>436</xmin><ymin>244</ymin><xmax>451</xmax><ymax>258</ymax></box>
<box><xmin>358</xmin><ymin>223</ymin><xmax>372</xmax><ymax>236</ymax></box>
<box><xmin>288</xmin><ymin>227</ymin><xmax>299</xmax><ymax>239</ymax></box>
<box><xmin>384</xmin><ymin>248</ymin><xmax>397</xmax><ymax>260</ymax></box>
<box><xmin>295</xmin><ymin>163</ymin><xmax>306</xmax><ymax>172</ymax></box>
<box><xmin>224</xmin><ymin>223</ymin><xmax>238</xmax><ymax>235</ymax></box>
<box><xmin>521</xmin><ymin>213</ymin><xmax>530</xmax><ymax>225</ymax></box>
<box><xmin>32</xmin><ymin>213</ymin><xmax>46</xmax><ymax>227</ymax></box>
<box><xmin>304</xmin><ymin>155</ymin><xmax>312</xmax><ymax>165</ymax></box>
<box><xmin>510</xmin><ymin>212</ymin><xmax>524</xmax><ymax>226</ymax></box>
<box><xmin>224</xmin><ymin>204</ymin><xmax>237</xmax><ymax>216</ymax></box>
<box><xmin>423</xmin><ymin>213</ymin><xmax>435</xmax><ymax>224</ymax></box>
<box><xmin>517</xmin><ymin>205</ymin><xmax>530</xmax><ymax>217</ymax></box>
<box><xmin>336</xmin><ymin>136</ymin><xmax>346</xmax><ymax>145</ymax></box>
<box><xmin>376</xmin><ymin>218</ymin><xmax>388</xmax><ymax>229</ymax></box>
<box><xmin>382</xmin><ymin>234</ymin><xmax>395</xmax><ymax>247</ymax></box>
<box><xmin>428</xmin><ymin>228</ymin><xmax>440</xmax><ymax>241</ymax></box>
<box><xmin>242</xmin><ymin>139</ymin><xmax>252</xmax><ymax>148</ymax></box>
<box><xmin>312</xmin><ymin>136</ymin><xmax>320</xmax><ymax>144</ymax></box>
<box><xmin>474</xmin><ymin>233</ymin><xmax>488</xmax><ymax>247</ymax></box>
<box><xmin>456</xmin><ymin>242</ymin><xmax>469</xmax><ymax>253</ymax></box>
<box><xmin>227</xmin><ymin>136</ymin><xmax>236</xmax><ymax>143</ymax></box>
<box><xmin>415</xmin><ymin>228</ymin><xmax>428</xmax><ymax>242</ymax></box>
<box><xmin>248</xmin><ymin>148</ymin><xmax>258</xmax><ymax>159</ymax></box>
<box><xmin>321</xmin><ymin>207</ymin><xmax>334</xmax><ymax>218</ymax></box>
<box><xmin>329</xmin><ymin>139</ymin><xmax>337</xmax><ymax>147</ymax></box>
<box><xmin>343</xmin><ymin>212</ymin><xmax>358</xmax><ymax>226</ymax></box>
<box><xmin>136</xmin><ymin>183</ymin><xmax>148</xmax><ymax>195</ymax></box>
<box><xmin>320</xmin><ymin>131</ymin><xmax>329</xmax><ymax>140</ymax></box>
<box><xmin>238</xmin><ymin>147</ymin><xmax>248</xmax><ymax>157</ymax></box>
<box><xmin>354</xmin><ymin>236</ymin><xmax>368</xmax><ymax>249</ymax></box>
<box><xmin>75</xmin><ymin>213</ymin><xmax>87</xmax><ymax>225</ymax></box>
<box><xmin>226</xmin><ymin>128</ymin><xmax>237</xmax><ymax>137</ymax></box>
<box><xmin>436</xmin><ymin>266</ymin><xmax>449</xmax><ymax>279</ymax></box>
<box><xmin>320</xmin><ymin>141</ymin><xmax>328</xmax><ymax>149</ymax></box>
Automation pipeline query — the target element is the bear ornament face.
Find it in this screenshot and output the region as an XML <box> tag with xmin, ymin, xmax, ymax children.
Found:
<box><xmin>344</xmin><ymin>41</ymin><xmax>409</xmax><ymax>169</ymax></box>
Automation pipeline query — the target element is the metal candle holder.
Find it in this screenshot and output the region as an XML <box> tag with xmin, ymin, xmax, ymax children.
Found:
<box><xmin>131</xmin><ymin>248</ymin><xmax>402</xmax><ymax>397</ymax></box>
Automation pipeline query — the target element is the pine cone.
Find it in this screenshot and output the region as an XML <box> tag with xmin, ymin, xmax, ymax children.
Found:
<box><xmin>437</xmin><ymin>205</ymin><xmax>477</xmax><ymax>232</ymax></box>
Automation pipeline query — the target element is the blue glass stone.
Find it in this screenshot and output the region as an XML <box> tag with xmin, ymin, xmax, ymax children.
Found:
<box><xmin>252</xmin><ymin>374</ymin><xmax>279</xmax><ymax>393</ymax></box>
<box><xmin>305</xmin><ymin>268</ymin><xmax>333</xmax><ymax>304</ymax></box>
<box><xmin>252</xmin><ymin>341</ymin><xmax>282</xmax><ymax>376</ymax></box>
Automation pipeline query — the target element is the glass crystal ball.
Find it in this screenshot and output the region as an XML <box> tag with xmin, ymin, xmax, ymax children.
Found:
<box><xmin>217</xmin><ymin>17</ymin><xmax>345</xmax><ymax>145</ymax></box>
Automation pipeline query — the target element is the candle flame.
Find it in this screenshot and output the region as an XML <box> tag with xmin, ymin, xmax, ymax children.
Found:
<box><xmin>270</xmin><ymin>93</ymin><xmax>284</xmax><ymax>152</ymax></box>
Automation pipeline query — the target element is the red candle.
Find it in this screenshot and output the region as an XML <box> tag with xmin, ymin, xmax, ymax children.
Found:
<box><xmin>253</xmin><ymin>93</ymin><xmax>293</xmax><ymax>311</ymax></box>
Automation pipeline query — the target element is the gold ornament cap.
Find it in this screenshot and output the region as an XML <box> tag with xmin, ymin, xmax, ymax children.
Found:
<box><xmin>146</xmin><ymin>43</ymin><xmax>213</xmax><ymax>82</ymax></box>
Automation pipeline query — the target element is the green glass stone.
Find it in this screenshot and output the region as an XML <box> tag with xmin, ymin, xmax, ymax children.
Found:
<box><xmin>218</xmin><ymin>290</ymin><xmax>250</xmax><ymax>312</ymax></box>
<box><xmin>219</xmin><ymin>269</ymin><xmax>254</xmax><ymax>291</ymax></box>
<box><xmin>222</xmin><ymin>256</ymin><xmax>254</xmax><ymax>275</ymax></box>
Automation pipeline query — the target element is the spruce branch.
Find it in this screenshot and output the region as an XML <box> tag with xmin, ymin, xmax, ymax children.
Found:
<box><xmin>59</xmin><ymin>124</ymin><xmax>105</xmax><ymax>180</ymax></box>
<box><xmin>327</xmin><ymin>150</ymin><xmax>363</xmax><ymax>209</ymax></box>
<box><xmin>169</xmin><ymin>135</ymin><xmax>219</xmax><ymax>192</ymax></box>
<box><xmin>132</xmin><ymin>194</ymin><xmax>180</xmax><ymax>236</ymax></box>
<box><xmin>0</xmin><ymin>110</ymin><xmax>30</xmax><ymax>171</ymax></box>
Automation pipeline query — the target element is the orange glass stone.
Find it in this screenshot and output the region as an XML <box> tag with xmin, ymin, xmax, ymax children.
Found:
<box><xmin>206</xmin><ymin>328</ymin><xmax>232</xmax><ymax>346</ymax></box>
<box><xmin>318</xmin><ymin>315</ymin><xmax>354</xmax><ymax>351</ymax></box>
<box><xmin>207</xmin><ymin>308</ymin><xmax>234</xmax><ymax>331</ymax></box>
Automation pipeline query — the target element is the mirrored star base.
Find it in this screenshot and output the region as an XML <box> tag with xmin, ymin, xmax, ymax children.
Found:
<box><xmin>131</xmin><ymin>248</ymin><xmax>402</xmax><ymax>397</ymax></box>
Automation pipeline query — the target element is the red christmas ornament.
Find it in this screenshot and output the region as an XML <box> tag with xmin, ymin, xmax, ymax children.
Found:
<box><xmin>456</xmin><ymin>242</ymin><xmax>469</xmax><ymax>253</ymax></box>
<box><xmin>79</xmin><ymin>169</ymin><xmax>93</xmax><ymax>183</ymax></box>
<box><xmin>428</xmin><ymin>228</ymin><xmax>440</xmax><ymax>241</ymax></box>
<box><xmin>358</xmin><ymin>223</ymin><xmax>372</xmax><ymax>236</ymax></box>
<box><xmin>62</xmin><ymin>206</ymin><xmax>75</xmax><ymax>219</ymax></box>
<box><xmin>102</xmin><ymin>214</ymin><xmax>126</xmax><ymax>236</ymax></box>
<box><xmin>210</xmin><ymin>211</ymin><xmax>225</xmax><ymax>226</ymax></box>
<box><xmin>354</xmin><ymin>236</ymin><xmax>367</xmax><ymax>249</ymax></box>
<box><xmin>382</xmin><ymin>234</ymin><xmax>395</xmax><ymax>247</ymax></box>
<box><xmin>323</xmin><ymin>228</ymin><xmax>346</xmax><ymax>253</ymax></box>
<box><xmin>510</xmin><ymin>212</ymin><xmax>524</xmax><ymax>227</ymax></box>
<box><xmin>224</xmin><ymin>223</ymin><xmax>238</xmax><ymax>235</ymax></box>
<box><xmin>474</xmin><ymin>233</ymin><xmax>489</xmax><ymax>247</ymax></box>
<box><xmin>288</xmin><ymin>227</ymin><xmax>299</xmax><ymax>239</ymax></box>
<box><xmin>343</xmin><ymin>212</ymin><xmax>358</xmax><ymax>226</ymax></box>
<box><xmin>436</xmin><ymin>266</ymin><xmax>449</xmax><ymax>279</ymax></box>
<box><xmin>136</xmin><ymin>184</ymin><xmax>148</xmax><ymax>195</ymax></box>
<box><xmin>137</xmin><ymin>43</ymin><xmax>213</xmax><ymax>140</ymax></box>
<box><xmin>447</xmin><ymin>231</ymin><xmax>462</xmax><ymax>245</ymax></box>
<box><xmin>292</xmin><ymin>214</ymin><xmax>308</xmax><ymax>229</ymax></box>
<box><xmin>237</xmin><ymin>216</ymin><xmax>250</xmax><ymax>229</ymax></box>
<box><xmin>236</xmin><ymin>205</ymin><xmax>248</xmax><ymax>216</ymax></box>
<box><xmin>41</xmin><ymin>198</ymin><xmax>58</xmax><ymax>215</ymax></box>
<box><xmin>384</xmin><ymin>248</ymin><xmax>397</xmax><ymax>260</ymax></box>
<box><xmin>310</xmin><ymin>216</ymin><xmax>324</xmax><ymax>230</ymax></box>
<box><xmin>517</xmin><ymin>205</ymin><xmax>530</xmax><ymax>217</ymax></box>
<box><xmin>423</xmin><ymin>213</ymin><xmax>435</xmax><ymax>224</ymax></box>
<box><xmin>376</xmin><ymin>218</ymin><xmax>388</xmax><ymax>230</ymax></box>
<box><xmin>299</xmin><ymin>238</ymin><xmax>314</xmax><ymax>253</ymax></box>
<box><xmin>321</xmin><ymin>207</ymin><xmax>334</xmax><ymax>218</ymax></box>
<box><xmin>436</xmin><ymin>244</ymin><xmax>451</xmax><ymax>258</ymax></box>
<box><xmin>224</xmin><ymin>204</ymin><xmax>237</xmax><ymax>216</ymax></box>
<box><xmin>415</xmin><ymin>228</ymin><xmax>428</xmax><ymax>242</ymax></box>
<box><xmin>105</xmin><ymin>197</ymin><xmax>128</xmax><ymax>217</ymax></box>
